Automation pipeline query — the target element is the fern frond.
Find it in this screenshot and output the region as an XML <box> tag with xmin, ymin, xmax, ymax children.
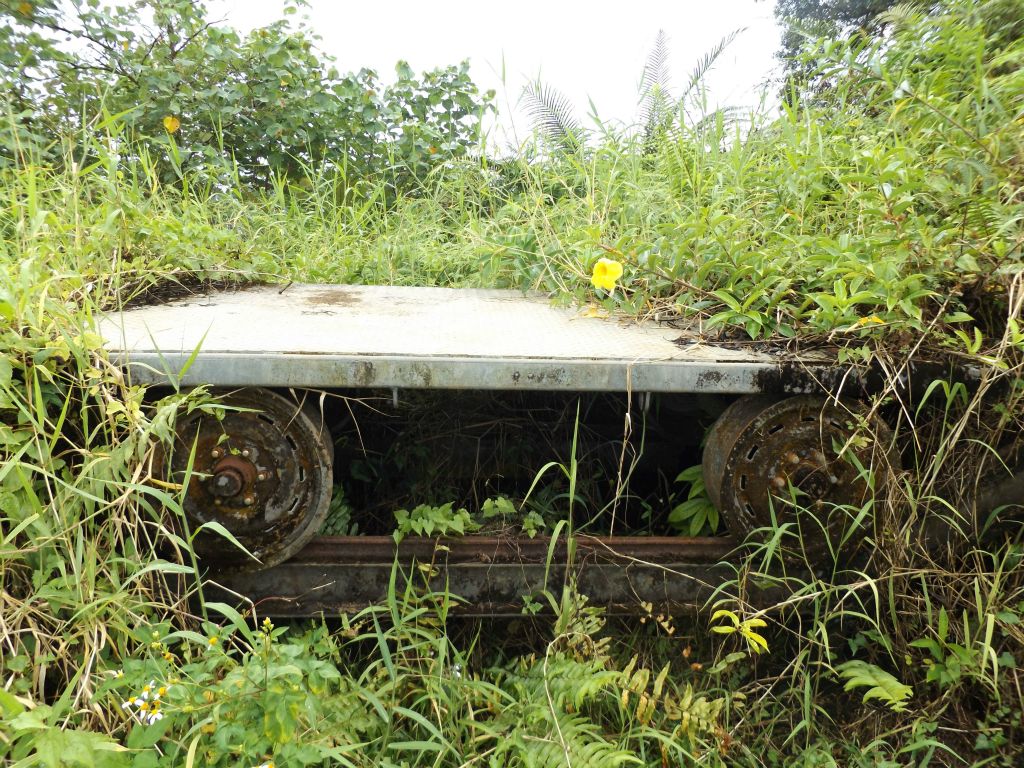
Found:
<box><xmin>672</xmin><ymin>683</ymin><xmax>725</xmax><ymax>742</ymax></box>
<box><xmin>617</xmin><ymin>656</ymin><xmax>726</xmax><ymax>741</ymax></box>
<box><xmin>518</xmin><ymin>712</ymin><xmax>640</xmax><ymax>768</ymax></box>
<box><xmin>506</xmin><ymin>656</ymin><xmax>619</xmax><ymax>711</ymax></box>
<box><xmin>835</xmin><ymin>660</ymin><xmax>913</xmax><ymax>712</ymax></box>
<box><xmin>521</xmin><ymin>80</ymin><xmax>584</xmax><ymax>153</ymax></box>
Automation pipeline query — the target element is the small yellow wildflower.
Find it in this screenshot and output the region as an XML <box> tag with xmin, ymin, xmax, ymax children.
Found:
<box><xmin>163</xmin><ymin>650</ymin><xmax>174</xmax><ymax>662</ymax></box>
<box><xmin>208</xmin><ymin>635</ymin><xmax>219</xmax><ymax>647</ymax></box>
<box><xmin>162</xmin><ymin>115</ymin><xmax>181</xmax><ymax>134</ymax></box>
<box><xmin>590</xmin><ymin>258</ymin><xmax>623</xmax><ymax>292</ymax></box>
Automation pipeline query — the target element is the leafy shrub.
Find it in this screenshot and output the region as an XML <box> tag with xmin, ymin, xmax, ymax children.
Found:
<box><xmin>0</xmin><ymin>0</ymin><xmax>492</xmax><ymax>192</ymax></box>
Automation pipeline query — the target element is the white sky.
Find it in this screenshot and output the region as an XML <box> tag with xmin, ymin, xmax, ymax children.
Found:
<box><xmin>207</xmin><ymin>0</ymin><xmax>782</xmax><ymax>148</ymax></box>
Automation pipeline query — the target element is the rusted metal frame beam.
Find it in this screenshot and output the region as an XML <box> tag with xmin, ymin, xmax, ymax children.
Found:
<box><xmin>296</xmin><ymin>535</ymin><xmax>739</xmax><ymax>563</ymax></box>
<box><xmin>204</xmin><ymin>535</ymin><xmax>793</xmax><ymax>617</ymax></box>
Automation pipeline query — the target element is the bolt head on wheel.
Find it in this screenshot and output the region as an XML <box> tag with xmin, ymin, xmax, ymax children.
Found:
<box><xmin>158</xmin><ymin>388</ymin><xmax>333</xmax><ymax>569</ymax></box>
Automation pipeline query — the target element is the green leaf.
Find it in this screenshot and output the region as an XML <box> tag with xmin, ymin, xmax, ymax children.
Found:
<box><xmin>675</xmin><ymin>465</ymin><xmax>702</xmax><ymax>484</ymax></box>
<box><xmin>0</xmin><ymin>687</ymin><xmax>25</xmax><ymax>717</ymax></box>
<box><xmin>836</xmin><ymin>660</ymin><xmax>913</xmax><ymax>712</ymax></box>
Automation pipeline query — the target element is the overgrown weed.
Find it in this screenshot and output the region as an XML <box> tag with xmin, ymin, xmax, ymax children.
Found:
<box><xmin>2</xmin><ymin>0</ymin><xmax>1024</xmax><ymax>765</ymax></box>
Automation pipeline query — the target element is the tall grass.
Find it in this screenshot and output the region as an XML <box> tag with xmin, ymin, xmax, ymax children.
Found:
<box><xmin>2</xmin><ymin>0</ymin><xmax>1024</xmax><ymax>765</ymax></box>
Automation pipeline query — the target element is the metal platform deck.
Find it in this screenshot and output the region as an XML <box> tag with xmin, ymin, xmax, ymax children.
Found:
<box><xmin>100</xmin><ymin>283</ymin><xmax>828</xmax><ymax>393</ymax></box>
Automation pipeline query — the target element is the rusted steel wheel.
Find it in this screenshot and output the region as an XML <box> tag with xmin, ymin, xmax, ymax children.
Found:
<box><xmin>161</xmin><ymin>388</ymin><xmax>333</xmax><ymax>568</ymax></box>
<box><xmin>702</xmin><ymin>395</ymin><xmax>897</xmax><ymax>556</ymax></box>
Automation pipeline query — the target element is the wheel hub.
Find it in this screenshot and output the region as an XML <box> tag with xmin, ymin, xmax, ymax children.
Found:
<box><xmin>209</xmin><ymin>454</ymin><xmax>258</xmax><ymax>503</ymax></box>
<box><xmin>158</xmin><ymin>388</ymin><xmax>333</xmax><ymax>568</ymax></box>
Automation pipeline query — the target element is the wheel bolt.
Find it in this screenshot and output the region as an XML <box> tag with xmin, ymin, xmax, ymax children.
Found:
<box><xmin>242</xmin><ymin>449</ymin><xmax>250</xmax><ymax>458</ymax></box>
<box><xmin>211</xmin><ymin>449</ymin><xmax>222</xmax><ymax>459</ymax></box>
<box><xmin>243</xmin><ymin>496</ymin><xmax>254</xmax><ymax>506</ymax></box>
<box><xmin>772</xmin><ymin>475</ymin><xmax>787</xmax><ymax>489</ymax></box>
<box><xmin>214</xmin><ymin>499</ymin><xmax>222</xmax><ymax>506</ymax></box>
<box><xmin>257</xmin><ymin>472</ymin><xmax>267</xmax><ymax>482</ymax></box>
<box><xmin>786</xmin><ymin>451</ymin><xmax>800</xmax><ymax>465</ymax></box>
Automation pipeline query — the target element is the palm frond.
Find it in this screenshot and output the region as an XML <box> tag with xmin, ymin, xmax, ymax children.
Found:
<box><xmin>521</xmin><ymin>80</ymin><xmax>583</xmax><ymax>153</ymax></box>
<box><xmin>639</xmin><ymin>30</ymin><xmax>672</xmax><ymax>132</ymax></box>
<box><xmin>875</xmin><ymin>2</ymin><xmax>925</xmax><ymax>30</ymax></box>
<box><xmin>680</xmin><ymin>28</ymin><xmax>745</xmax><ymax>103</ymax></box>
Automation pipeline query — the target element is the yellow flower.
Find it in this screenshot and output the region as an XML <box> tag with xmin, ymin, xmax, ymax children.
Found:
<box><xmin>145</xmin><ymin>701</ymin><xmax>163</xmax><ymax>725</ymax></box>
<box><xmin>208</xmin><ymin>635</ymin><xmax>218</xmax><ymax>646</ymax></box>
<box><xmin>590</xmin><ymin>258</ymin><xmax>623</xmax><ymax>292</ymax></box>
<box><xmin>162</xmin><ymin>115</ymin><xmax>180</xmax><ymax>134</ymax></box>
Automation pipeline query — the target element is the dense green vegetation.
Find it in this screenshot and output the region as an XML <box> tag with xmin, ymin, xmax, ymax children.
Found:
<box><xmin>2</xmin><ymin>0</ymin><xmax>1023</xmax><ymax>765</ymax></box>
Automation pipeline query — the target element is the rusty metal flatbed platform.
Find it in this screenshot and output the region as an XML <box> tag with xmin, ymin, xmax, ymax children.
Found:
<box><xmin>99</xmin><ymin>283</ymin><xmax>829</xmax><ymax>393</ymax></box>
<box><xmin>99</xmin><ymin>284</ymin><xmax>973</xmax><ymax>615</ymax></box>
